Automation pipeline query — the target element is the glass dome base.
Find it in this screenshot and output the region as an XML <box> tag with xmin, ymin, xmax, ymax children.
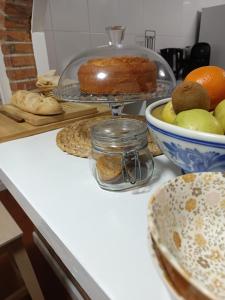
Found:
<box><xmin>54</xmin><ymin>79</ymin><xmax>172</xmax><ymax>104</ymax></box>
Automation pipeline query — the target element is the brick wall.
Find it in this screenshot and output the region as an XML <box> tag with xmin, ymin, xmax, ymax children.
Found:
<box><xmin>0</xmin><ymin>0</ymin><xmax>37</xmax><ymax>92</ymax></box>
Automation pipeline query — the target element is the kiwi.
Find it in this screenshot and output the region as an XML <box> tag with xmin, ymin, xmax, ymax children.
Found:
<box><xmin>172</xmin><ymin>81</ymin><xmax>210</xmax><ymax>114</ymax></box>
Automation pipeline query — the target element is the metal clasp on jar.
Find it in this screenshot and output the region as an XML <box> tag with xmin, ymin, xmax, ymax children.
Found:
<box><xmin>122</xmin><ymin>150</ymin><xmax>142</xmax><ymax>184</ymax></box>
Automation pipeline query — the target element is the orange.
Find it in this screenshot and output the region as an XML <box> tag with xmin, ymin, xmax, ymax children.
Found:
<box><xmin>185</xmin><ymin>66</ymin><xmax>225</xmax><ymax>110</ymax></box>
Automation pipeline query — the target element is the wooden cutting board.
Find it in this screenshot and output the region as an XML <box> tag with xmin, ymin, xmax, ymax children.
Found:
<box><xmin>0</xmin><ymin>102</ymin><xmax>98</xmax><ymax>126</ymax></box>
<box><xmin>0</xmin><ymin>104</ymin><xmax>110</xmax><ymax>143</ymax></box>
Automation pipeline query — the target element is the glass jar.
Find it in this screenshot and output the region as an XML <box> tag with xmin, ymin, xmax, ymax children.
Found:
<box><xmin>90</xmin><ymin>118</ymin><xmax>154</xmax><ymax>191</ymax></box>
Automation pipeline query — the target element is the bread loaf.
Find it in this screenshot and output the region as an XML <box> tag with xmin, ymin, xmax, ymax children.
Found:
<box><xmin>36</xmin><ymin>70</ymin><xmax>60</xmax><ymax>87</ymax></box>
<box><xmin>11</xmin><ymin>90</ymin><xmax>63</xmax><ymax>115</ymax></box>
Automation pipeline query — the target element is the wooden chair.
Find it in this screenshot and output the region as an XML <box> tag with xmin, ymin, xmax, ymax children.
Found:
<box><xmin>0</xmin><ymin>202</ymin><xmax>44</xmax><ymax>300</ymax></box>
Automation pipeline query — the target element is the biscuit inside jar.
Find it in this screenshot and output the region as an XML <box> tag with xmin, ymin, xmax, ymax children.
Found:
<box><xmin>96</xmin><ymin>155</ymin><xmax>122</xmax><ymax>182</ymax></box>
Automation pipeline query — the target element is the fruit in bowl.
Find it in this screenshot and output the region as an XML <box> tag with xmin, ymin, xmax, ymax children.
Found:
<box><xmin>145</xmin><ymin>66</ymin><xmax>225</xmax><ymax>173</ymax></box>
<box><xmin>161</xmin><ymin>80</ymin><xmax>224</xmax><ymax>135</ymax></box>
<box><xmin>145</xmin><ymin>97</ymin><xmax>225</xmax><ymax>173</ymax></box>
<box><xmin>185</xmin><ymin>65</ymin><xmax>225</xmax><ymax>110</ymax></box>
<box><xmin>175</xmin><ymin>109</ymin><xmax>223</xmax><ymax>135</ymax></box>
<box><xmin>171</xmin><ymin>81</ymin><xmax>210</xmax><ymax>114</ymax></box>
<box><xmin>161</xmin><ymin>101</ymin><xmax>176</xmax><ymax>124</ymax></box>
<box><xmin>146</xmin><ymin>96</ymin><xmax>225</xmax><ymax>172</ymax></box>
<box><xmin>148</xmin><ymin>172</ymin><xmax>225</xmax><ymax>300</ymax></box>
<box><xmin>214</xmin><ymin>99</ymin><xmax>225</xmax><ymax>132</ymax></box>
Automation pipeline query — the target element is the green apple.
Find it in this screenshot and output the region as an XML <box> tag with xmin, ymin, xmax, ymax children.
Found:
<box><xmin>175</xmin><ymin>109</ymin><xmax>224</xmax><ymax>135</ymax></box>
<box><xmin>214</xmin><ymin>99</ymin><xmax>225</xmax><ymax>131</ymax></box>
<box><xmin>152</xmin><ymin>105</ymin><xmax>164</xmax><ymax>120</ymax></box>
<box><xmin>161</xmin><ymin>101</ymin><xmax>176</xmax><ymax>124</ymax></box>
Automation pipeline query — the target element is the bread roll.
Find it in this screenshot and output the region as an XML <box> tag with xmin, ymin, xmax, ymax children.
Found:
<box><xmin>11</xmin><ymin>90</ymin><xmax>63</xmax><ymax>115</ymax></box>
<box><xmin>36</xmin><ymin>70</ymin><xmax>59</xmax><ymax>87</ymax></box>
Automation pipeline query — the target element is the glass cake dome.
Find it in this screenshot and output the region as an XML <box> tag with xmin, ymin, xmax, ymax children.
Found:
<box><xmin>54</xmin><ymin>26</ymin><xmax>176</xmax><ymax>104</ymax></box>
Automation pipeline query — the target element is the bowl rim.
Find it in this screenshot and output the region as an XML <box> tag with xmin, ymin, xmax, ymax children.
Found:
<box><xmin>148</xmin><ymin>172</ymin><xmax>223</xmax><ymax>300</ymax></box>
<box><xmin>145</xmin><ymin>98</ymin><xmax>225</xmax><ymax>145</ymax></box>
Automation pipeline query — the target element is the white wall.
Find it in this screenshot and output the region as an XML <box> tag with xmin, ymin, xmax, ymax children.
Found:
<box><xmin>42</xmin><ymin>0</ymin><xmax>225</xmax><ymax>74</ymax></box>
<box><xmin>200</xmin><ymin>0</ymin><xmax>225</xmax><ymax>8</ymax></box>
<box><xmin>199</xmin><ymin>4</ymin><xmax>225</xmax><ymax>68</ymax></box>
<box><xmin>43</xmin><ymin>0</ymin><xmax>202</xmax><ymax>74</ymax></box>
<box><xmin>0</xmin><ymin>48</ymin><xmax>12</xmax><ymax>104</ymax></box>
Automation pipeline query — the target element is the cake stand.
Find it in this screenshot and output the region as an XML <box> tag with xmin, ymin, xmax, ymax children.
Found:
<box><xmin>54</xmin><ymin>26</ymin><xmax>176</xmax><ymax>116</ymax></box>
<box><xmin>54</xmin><ymin>80</ymin><xmax>173</xmax><ymax>116</ymax></box>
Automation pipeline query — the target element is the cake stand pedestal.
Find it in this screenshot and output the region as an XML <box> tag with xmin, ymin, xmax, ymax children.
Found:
<box><xmin>109</xmin><ymin>103</ymin><xmax>124</xmax><ymax>116</ymax></box>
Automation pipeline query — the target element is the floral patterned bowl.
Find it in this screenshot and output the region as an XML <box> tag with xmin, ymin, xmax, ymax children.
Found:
<box><xmin>148</xmin><ymin>172</ymin><xmax>225</xmax><ymax>300</ymax></box>
<box><xmin>145</xmin><ymin>98</ymin><xmax>225</xmax><ymax>173</ymax></box>
<box><xmin>149</xmin><ymin>236</ymin><xmax>184</xmax><ymax>300</ymax></box>
<box><xmin>150</xmin><ymin>235</ymin><xmax>211</xmax><ymax>300</ymax></box>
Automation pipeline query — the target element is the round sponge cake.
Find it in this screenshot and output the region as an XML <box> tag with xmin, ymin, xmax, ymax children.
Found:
<box><xmin>78</xmin><ymin>56</ymin><xmax>157</xmax><ymax>95</ymax></box>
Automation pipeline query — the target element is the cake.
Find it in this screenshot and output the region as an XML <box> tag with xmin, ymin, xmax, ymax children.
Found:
<box><xmin>78</xmin><ymin>56</ymin><xmax>157</xmax><ymax>95</ymax></box>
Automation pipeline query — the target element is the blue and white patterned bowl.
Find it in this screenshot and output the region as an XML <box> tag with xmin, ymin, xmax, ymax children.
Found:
<box><xmin>145</xmin><ymin>98</ymin><xmax>225</xmax><ymax>173</ymax></box>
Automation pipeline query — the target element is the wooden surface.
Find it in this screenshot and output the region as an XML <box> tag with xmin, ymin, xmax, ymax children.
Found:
<box><xmin>10</xmin><ymin>242</ymin><xmax>45</xmax><ymax>300</ymax></box>
<box><xmin>0</xmin><ymin>202</ymin><xmax>44</xmax><ymax>300</ymax></box>
<box><xmin>0</xmin><ymin>102</ymin><xmax>98</xmax><ymax>126</ymax></box>
<box><xmin>0</xmin><ymin>189</ymin><xmax>71</xmax><ymax>300</ymax></box>
<box><xmin>0</xmin><ymin>202</ymin><xmax>22</xmax><ymax>248</ymax></box>
<box><xmin>0</xmin><ymin>103</ymin><xmax>110</xmax><ymax>143</ymax></box>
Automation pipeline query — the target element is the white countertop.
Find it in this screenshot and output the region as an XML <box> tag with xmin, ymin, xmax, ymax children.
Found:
<box><xmin>0</xmin><ymin>130</ymin><xmax>181</xmax><ymax>300</ymax></box>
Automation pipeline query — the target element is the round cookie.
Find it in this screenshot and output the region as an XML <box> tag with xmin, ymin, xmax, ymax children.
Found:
<box><xmin>96</xmin><ymin>155</ymin><xmax>122</xmax><ymax>182</ymax></box>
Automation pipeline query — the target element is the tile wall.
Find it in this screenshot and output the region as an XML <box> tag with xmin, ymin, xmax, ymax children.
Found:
<box><xmin>200</xmin><ymin>0</ymin><xmax>225</xmax><ymax>8</ymax></box>
<box><xmin>43</xmin><ymin>0</ymin><xmax>225</xmax><ymax>73</ymax></box>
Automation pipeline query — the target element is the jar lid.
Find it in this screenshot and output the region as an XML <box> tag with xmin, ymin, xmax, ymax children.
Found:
<box><xmin>91</xmin><ymin>118</ymin><xmax>148</xmax><ymax>150</ymax></box>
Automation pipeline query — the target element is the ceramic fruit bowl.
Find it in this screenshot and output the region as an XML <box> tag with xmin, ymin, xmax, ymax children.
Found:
<box><xmin>148</xmin><ymin>172</ymin><xmax>225</xmax><ymax>300</ymax></box>
<box><xmin>145</xmin><ymin>98</ymin><xmax>225</xmax><ymax>173</ymax></box>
